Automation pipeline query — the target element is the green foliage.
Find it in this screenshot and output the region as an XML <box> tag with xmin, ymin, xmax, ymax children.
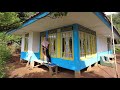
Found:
<box><xmin>0</xmin><ymin>12</ymin><xmax>20</xmax><ymax>26</ymax></box>
<box><xmin>0</xmin><ymin>12</ymin><xmax>68</xmax><ymax>32</ymax></box>
<box><xmin>0</xmin><ymin>12</ymin><xmax>38</xmax><ymax>32</ymax></box>
<box><xmin>0</xmin><ymin>32</ymin><xmax>21</xmax><ymax>78</ymax></box>
<box><xmin>48</xmin><ymin>12</ymin><xmax>68</xmax><ymax>19</ymax></box>
<box><xmin>17</xmin><ymin>12</ymin><xmax>37</xmax><ymax>21</ymax></box>
<box><xmin>0</xmin><ymin>43</ymin><xmax>11</xmax><ymax>78</ymax></box>
<box><xmin>0</xmin><ymin>12</ymin><xmax>68</xmax><ymax>78</ymax></box>
<box><xmin>115</xmin><ymin>44</ymin><xmax>120</xmax><ymax>53</ymax></box>
<box><xmin>115</xmin><ymin>47</ymin><xmax>120</xmax><ymax>53</ymax></box>
<box><xmin>0</xmin><ymin>32</ymin><xmax>21</xmax><ymax>45</ymax></box>
<box><xmin>0</xmin><ymin>44</ymin><xmax>11</xmax><ymax>62</ymax></box>
<box><xmin>107</xmin><ymin>13</ymin><xmax>120</xmax><ymax>34</ymax></box>
<box><xmin>107</xmin><ymin>12</ymin><xmax>120</xmax><ymax>44</ymax></box>
<box><xmin>0</xmin><ymin>12</ymin><xmax>21</xmax><ymax>32</ymax></box>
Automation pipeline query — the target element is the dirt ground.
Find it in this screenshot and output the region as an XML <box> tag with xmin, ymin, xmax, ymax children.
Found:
<box><xmin>5</xmin><ymin>53</ymin><xmax>120</xmax><ymax>78</ymax></box>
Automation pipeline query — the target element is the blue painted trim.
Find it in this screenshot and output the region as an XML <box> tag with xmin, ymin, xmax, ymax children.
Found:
<box><xmin>20</xmin><ymin>52</ymin><xmax>40</xmax><ymax>61</ymax></box>
<box><xmin>79</xmin><ymin>56</ymin><xmax>98</xmax><ymax>70</ymax></box>
<box><xmin>51</xmin><ymin>50</ymin><xmax>112</xmax><ymax>71</ymax></box>
<box><xmin>73</xmin><ymin>24</ymin><xmax>80</xmax><ymax>71</ymax></box>
<box><xmin>46</xmin><ymin>31</ymin><xmax>48</xmax><ymax>38</ymax></box>
<box><xmin>97</xmin><ymin>50</ymin><xmax>112</xmax><ymax>61</ymax></box>
<box><xmin>20</xmin><ymin>50</ymin><xmax>111</xmax><ymax>71</ymax></box>
<box><xmin>77</xmin><ymin>50</ymin><xmax>112</xmax><ymax>70</ymax></box>
<box><xmin>38</xmin><ymin>32</ymin><xmax>41</xmax><ymax>59</ymax></box>
<box><xmin>94</xmin><ymin>12</ymin><xmax>120</xmax><ymax>38</ymax></box>
<box><xmin>110</xmin><ymin>50</ymin><xmax>113</xmax><ymax>54</ymax></box>
<box><xmin>51</xmin><ymin>58</ymin><xmax>76</xmax><ymax>71</ymax></box>
<box><xmin>7</xmin><ymin>12</ymin><xmax>50</xmax><ymax>35</ymax></box>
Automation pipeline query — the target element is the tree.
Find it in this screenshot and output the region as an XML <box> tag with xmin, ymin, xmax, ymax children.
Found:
<box><xmin>17</xmin><ymin>12</ymin><xmax>38</xmax><ymax>21</ymax></box>
<box><xmin>0</xmin><ymin>12</ymin><xmax>68</xmax><ymax>44</ymax></box>
<box><xmin>107</xmin><ymin>13</ymin><xmax>120</xmax><ymax>34</ymax></box>
<box><xmin>0</xmin><ymin>32</ymin><xmax>21</xmax><ymax>45</ymax></box>
<box><xmin>0</xmin><ymin>12</ymin><xmax>21</xmax><ymax>32</ymax></box>
<box><xmin>107</xmin><ymin>13</ymin><xmax>120</xmax><ymax>43</ymax></box>
<box><xmin>48</xmin><ymin>12</ymin><xmax>68</xmax><ymax>19</ymax></box>
<box><xmin>0</xmin><ymin>12</ymin><xmax>68</xmax><ymax>32</ymax></box>
<box><xmin>0</xmin><ymin>12</ymin><xmax>38</xmax><ymax>32</ymax></box>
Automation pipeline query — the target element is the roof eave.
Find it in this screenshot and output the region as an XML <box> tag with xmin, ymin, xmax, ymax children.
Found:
<box><xmin>94</xmin><ymin>12</ymin><xmax>120</xmax><ymax>38</ymax></box>
<box><xmin>7</xmin><ymin>12</ymin><xmax>120</xmax><ymax>38</ymax></box>
<box><xmin>6</xmin><ymin>12</ymin><xmax>50</xmax><ymax>35</ymax></box>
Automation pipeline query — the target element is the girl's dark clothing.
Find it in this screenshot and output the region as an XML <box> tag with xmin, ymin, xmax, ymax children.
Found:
<box><xmin>42</xmin><ymin>46</ymin><xmax>46</xmax><ymax>55</ymax></box>
<box><xmin>46</xmin><ymin>48</ymin><xmax>51</xmax><ymax>62</ymax></box>
<box><xmin>42</xmin><ymin>45</ymin><xmax>51</xmax><ymax>62</ymax></box>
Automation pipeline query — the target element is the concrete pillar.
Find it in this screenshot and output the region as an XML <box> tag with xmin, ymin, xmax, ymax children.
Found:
<box><xmin>75</xmin><ymin>71</ymin><xmax>81</xmax><ymax>78</ymax></box>
<box><xmin>73</xmin><ymin>24</ymin><xmax>81</xmax><ymax>74</ymax></box>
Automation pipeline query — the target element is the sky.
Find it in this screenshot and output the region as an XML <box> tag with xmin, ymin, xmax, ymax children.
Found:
<box><xmin>104</xmin><ymin>12</ymin><xmax>118</xmax><ymax>15</ymax></box>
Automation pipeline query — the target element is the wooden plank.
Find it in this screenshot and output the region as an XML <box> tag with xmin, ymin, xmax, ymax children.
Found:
<box><xmin>33</xmin><ymin>59</ymin><xmax>58</xmax><ymax>75</ymax></box>
<box><xmin>34</xmin><ymin>59</ymin><xmax>48</xmax><ymax>64</ymax></box>
<box><xmin>44</xmin><ymin>63</ymin><xmax>58</xmax><ymax>75</ymax></box>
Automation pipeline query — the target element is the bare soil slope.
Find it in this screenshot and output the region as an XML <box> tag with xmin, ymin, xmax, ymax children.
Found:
<box><xmin>6</xmin><ymin>53</ymin><xmax>120</xmax><ymax>78</ymax></box>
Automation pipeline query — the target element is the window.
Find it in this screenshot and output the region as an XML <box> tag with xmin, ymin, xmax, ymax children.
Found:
<box><xmin>48</xmin><ymin>33</ymin><xmax>57</xmax><ymax>57</ymax></box>
<box><xmin>107</xmin><ymin>38</ymin><xmax>111</xmax><ymax>51</ymax></box>
<box><xmin>61</xmin><ymin>31</ymin><xmax>73</xmax><ymax>59</ymax></box>
<box><xmin>87</xmin><ymin>33</ymin><xmax>91</xmax><ymax>55</ymax></box>
<box><xmin>24</xmin><ymin>33</ymin><xmax>29</xmax><ymax>52</ymax></box>
<box><xmin>80</xmin><ymin>31</ymin><xmax>85</xmax><ymax>58</ymax></box>
<box><xmin>92</xmin><ymin>35</ymin><xmax>96</xmax><ymax>55</ymax></box>
<box><xmin>79</xmin><ymin>31</ymin><xmax>96</xmax><ymax>60</ymax></box>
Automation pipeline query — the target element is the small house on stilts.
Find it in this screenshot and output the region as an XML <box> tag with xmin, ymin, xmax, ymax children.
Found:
<box><xmin>7</xmin><ymin>12</ymin><xmax>120</xmax><ymax>77</ymax></box>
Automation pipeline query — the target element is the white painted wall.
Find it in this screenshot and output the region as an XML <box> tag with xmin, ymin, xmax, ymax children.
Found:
<box><xmin>32</xmin><ymin>32</ymin><xmax>40</xmax><ymax>52</ymax></box>
<box><xmin>97</xmin><ymin>34</ymin><xmax>108</xmax><ymax>53</ymax></box>
<box><xmin>21</xmin><ymin>32</ymin><xmax>40</xmax><ymax>53</ymax></box>
<box><xmin>28</xmin><ymin>32</ymin><xmax>33</xmax><ymax>52</ymax></box>
<box><xmin>21</xmin><ymin>34</ymin><xmax>25</xmax><ymax>52</ymax></box>
<box><xmin>23</xmin><ymin>32</ymin><xmax>108</xmax><ymax>54</ymax></box>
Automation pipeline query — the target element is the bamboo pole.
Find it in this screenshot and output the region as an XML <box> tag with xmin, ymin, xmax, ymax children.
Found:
<box><xmin>110</xmin><ymin>13</ymin><xmax>119</xmax><ymax>78</ymax></box>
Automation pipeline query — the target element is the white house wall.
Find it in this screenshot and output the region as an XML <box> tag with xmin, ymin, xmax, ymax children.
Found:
<box><xmin>32</xmin><ymin>32</ymin><xmax>40</xmax><ymax>52</ymax></box>
<box><xmin>97</xmin><ymin>34</ymin><xmax>108</xmax><ymax>53</ymax></box>
<box><xmin>28</xmin><ymin>32</ymin><xmax>33</xmax><ymax>52</ymax></box>
<box><xmin>21</xmin><ymin>34</ymin><xmax>25</xmax><ymax>52</ymax></box>
<box><xmin>21</xmin><ymin>32</ymin><xmax>40</xmax><ymax>53</ymax></box>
